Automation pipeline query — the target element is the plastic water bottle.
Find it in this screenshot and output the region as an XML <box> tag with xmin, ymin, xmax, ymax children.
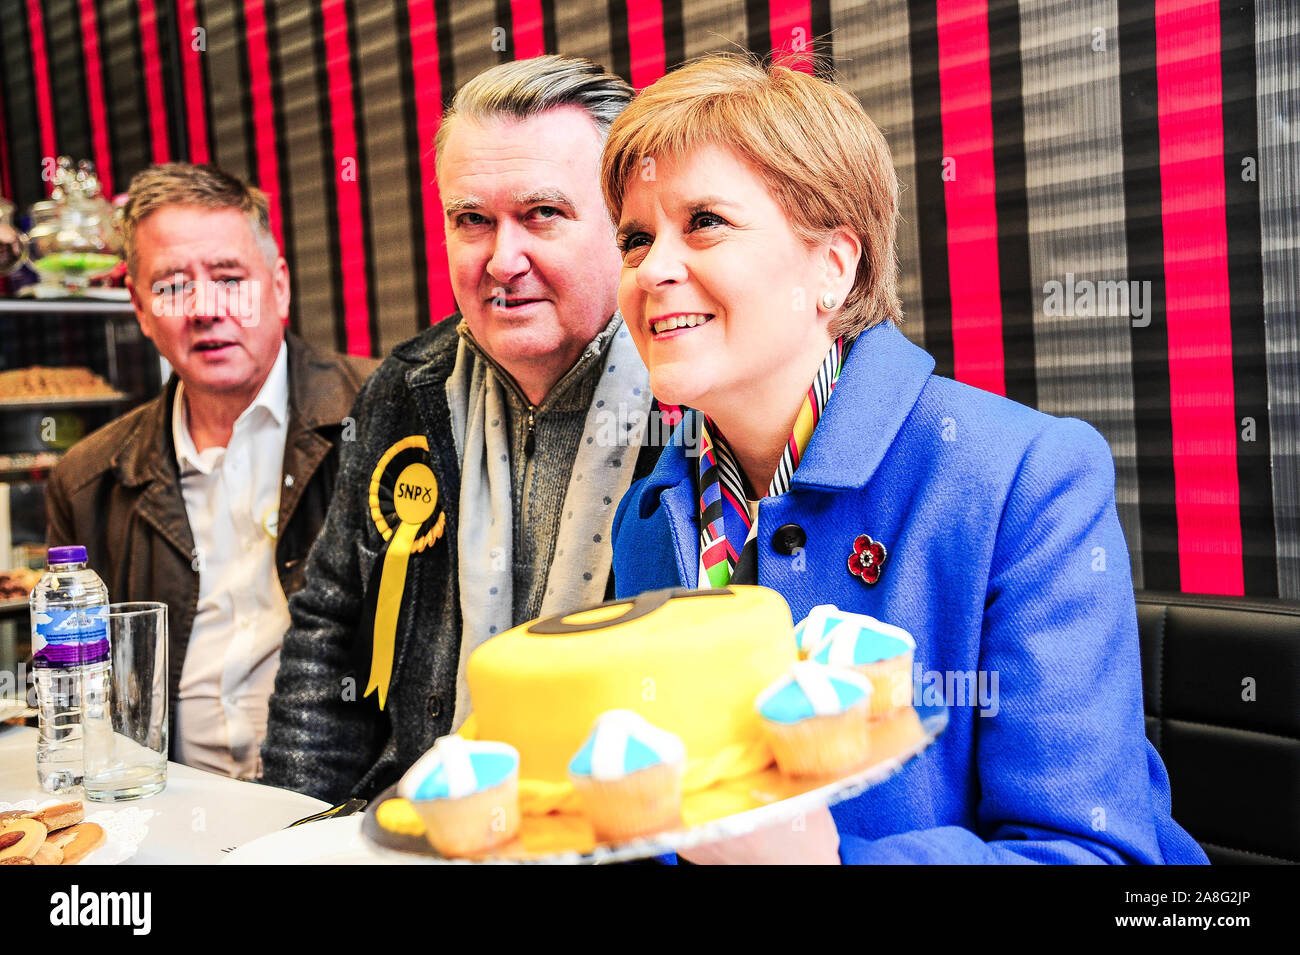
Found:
<box><xmin>30</xmin><ymin>545</ymin><xmax>111</xmax><ymax>792</ymax></box>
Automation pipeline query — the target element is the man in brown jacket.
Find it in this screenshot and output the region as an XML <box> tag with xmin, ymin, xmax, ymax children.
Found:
<box><xmin>45</xmin><ymin>163</ymin><xmax>374</xmax><ymax>779</ymax></box>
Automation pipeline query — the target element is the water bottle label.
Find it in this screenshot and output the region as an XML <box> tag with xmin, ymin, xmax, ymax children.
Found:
<box><xmin>32</xmin><ymin>606</ymin><xmax>109</xmax><ymax>665</ymax></box>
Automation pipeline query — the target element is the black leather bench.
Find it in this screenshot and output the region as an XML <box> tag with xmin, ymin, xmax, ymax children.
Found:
<box><xmin>1136</xmin><ymin>591</ymin><xmax>1300</xmax><ymax>864</ymax></box>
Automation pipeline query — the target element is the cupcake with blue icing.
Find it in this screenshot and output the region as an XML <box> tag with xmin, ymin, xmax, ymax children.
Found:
<box><xmin>567</xmin><ymin>710</ymin><xmax>687</xmax><ymax>842</ymax></box>
<box><xmin>793</xmin><ymin>605</ymin><xmax>842</xmax><ymax>658</ymax></box>
<box><xmin>397</xmin><ymin>735</ymin><xmax>521</xmax><ymax>857</ymax></box>
<box><xmin>807</xmin><ymin>613</ymin><xmax>915</xmax><ymax>717</ymax></box>
<box><xmin>755</xmin><ymin>662</ymin><xmax>874</xmax><ymax>777</ymax></box>
<box><xmin>794</xmin><ymin>604</ymin><xmax>879</xmax><ymax>658</ymax></box>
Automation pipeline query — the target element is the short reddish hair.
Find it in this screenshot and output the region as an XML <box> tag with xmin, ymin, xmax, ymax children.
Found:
<box><xmin>601</xmin><ymin>54</ymin><xmax>902</xmax><ymax>336</ymax></box>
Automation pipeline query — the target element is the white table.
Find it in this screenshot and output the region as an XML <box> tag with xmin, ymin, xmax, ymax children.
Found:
<box><xmin>0</xmin><ymin>723</ymin><xmax>330</xmax><ymax>864</ymax></box>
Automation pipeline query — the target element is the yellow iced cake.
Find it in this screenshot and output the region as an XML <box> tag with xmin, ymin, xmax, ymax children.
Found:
<box><xmin>462</xmin><ymin>586</ymin><xmax>797</xmax><ymax>810</ymax></box>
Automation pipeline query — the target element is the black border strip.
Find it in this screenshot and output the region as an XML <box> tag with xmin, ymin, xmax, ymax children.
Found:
<box><xmin>433</xmin><ymin>0</ymin><xmax>458</xmax><ymax>322</ymax></box>
<box><xmin>44</xmin><ymin>0</ymin><xmax>92</xmax><ymax>164</ymax></box>
<box><xmin>95</xmin><ymin>0</ymin><xmax>150</xmax><ymax>192</ymax></box>
<box><xmin>344</xmin><ymin>0</ymin><xmax>380</xmax><ymax>356</ymax></box>
<box><xmin>392</xmin><ymin>0</ymin><xmax>431</xmax><ymax>332</ymax></box>
<box><xmin>1118</xmin><ymin>0</ymin><xmax>1179</xmax><ymax>592</ymax></box>
<box><xmin>988</xmin><ymin>0</ymin><xmax>1036</xmax><ymax>409</ymax></box>
<box><xmin>264</xmin><ymin>0</ymin><xmax>300</xmax><ymax>336</ymax></box>
<box><xmin>435</xmin><ymin>0</ymin><xmax>458</xmax><ymax>321</ymax></box>
<box><xmin>228</xmin><ymin>0</ymin><xmax>258</xmax><ymax>180</ymax></box>
<box><xmin>434</xmin><ymin>0</ymin><xmax>456</xmax><ymax>111</ymax></box>
<box><xmin>153</xmin><ymin>0</ymin><xmax>184</xmax><ymax>160</ymax></box>
<box><xmin>661</xmin><ymin>0</ymin><xmax>685</xmax><ymax>72</ymax></box>
<box><xmin>811</xmin><ymin>0</ymin><xmax>833</xmax><ymax>79</ymax></box>
<box><xmin>0</xmin><ymin>35</ymin><xmax>9</xmax><ymax>199</ymax></box>
<box><xmin>0</xmin><ymin>0</ymin><xmax>42</xmax><ymax>209</ymax></box>
<box><xmin>1220</xmin><ymin>0</ymin><xmax>1277</xmax><ymax>596</ymax></box>
<box><xmin>123</xmin><ymin>0</ymin><xmax>151</xmax><ymax>172</ymax></box>
<box><xmin>606</xmin><ymin>0</ymin><xmax>631</xmax><ymax>83</ymax></box>
<box><xmin>308</xmin><ymin>0</ymin><xmax>348</xmax><ymax>353</ymax></box>
<box><xmin>194</xmin><ymin>0</ymin><xmax>219</xmax><ymax>162</ymax></box>
<box><xmin>494</xmin><ymin>0</ymin><xmax>515</xmax><ymax>61</ymax></box>
<box><xmin>745</xmin><ymin>0</ymin><xmax>772</xmax><ymax>60</ymax></box>
<box><xmin>541</xmin><ymin>0</ymin><xmax>558</xmax><ymax>53</ymax></box>
<box><xmin>906</xmin><ymin>0</ymin><xmax>954</xmax><ymax>380</ymax></box>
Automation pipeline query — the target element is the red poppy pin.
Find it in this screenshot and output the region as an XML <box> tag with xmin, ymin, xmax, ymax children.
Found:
<box><xmin>848</xmin><ymin>534</ymin><xmax>887</xmax><ymax>585</ymax></box>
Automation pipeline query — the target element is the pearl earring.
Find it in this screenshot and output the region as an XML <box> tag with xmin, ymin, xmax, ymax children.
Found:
<box><xmin>821</xmin><ymin>292</ymin><xmax>838</xmax><ymax>310</ymax></box>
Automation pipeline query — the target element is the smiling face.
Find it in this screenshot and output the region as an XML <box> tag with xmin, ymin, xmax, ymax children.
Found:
<box><xmin>438</xmin><ymin>106</ymin><xmax>622</xmax><ymax>402</ymax></box>
<box><xmin>128</xmin><ymin>205</ymin><xmax>288</xmax><ymax>407</ymax></box>
<box><xmin>616</xmin><ymin>144</ymin><xmax>839</xmax><ymax>416</ymax></box>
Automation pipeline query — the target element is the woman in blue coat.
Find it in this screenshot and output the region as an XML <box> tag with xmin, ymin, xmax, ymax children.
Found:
<box><xmin>601</xmin><ymin>55</ymin><xmax>1206</xmax><ymax>865</ymax></box>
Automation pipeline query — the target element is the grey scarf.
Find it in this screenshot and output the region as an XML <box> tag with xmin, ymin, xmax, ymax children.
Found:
<box><xmin>445</xmin><ymin>318</ymin><xmax>651</xmax><ymax>730</ymax></box>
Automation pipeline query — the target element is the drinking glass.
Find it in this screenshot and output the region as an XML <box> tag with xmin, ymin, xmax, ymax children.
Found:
<box><xmin>82</xmin><ymin>602</ymin><xmax>168</xmax><ymax>801</ymax></box>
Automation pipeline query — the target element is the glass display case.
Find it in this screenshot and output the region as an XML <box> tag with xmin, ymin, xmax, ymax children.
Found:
<box><xmin>0</xmin><ymin>299</ymin><xmax>163</xmax><ymax>681</ymax></box>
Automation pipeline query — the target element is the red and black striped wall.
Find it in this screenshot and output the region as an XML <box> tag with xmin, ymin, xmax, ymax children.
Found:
<box><xmin>0</xmin><ymin>0</ymin><xmax>1297</xmax><ymax>602</ymax></box>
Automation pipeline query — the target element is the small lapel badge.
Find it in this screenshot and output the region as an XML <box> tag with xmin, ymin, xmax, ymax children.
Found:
<box><xmin>848</xmin><ymin>533</ymin><xmax>887</xmax><ymax>585</ymax></box>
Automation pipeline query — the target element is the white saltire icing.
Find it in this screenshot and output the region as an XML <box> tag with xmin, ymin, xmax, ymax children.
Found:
<box><xmin>568</xmin><ymin>710</ymin><xmax>686</xmax><ymax>780</ymax></box>
<box><xmin>398</xmin><ymin>734</ymin><xmax>519</xmax><ymax>801</ymax></box>
<box><xmin>754</xmin><ymin>661</ymin><xmax>873</xmax><ymax>724</ymax></box>
<box><xmin>801</xmin><ymin>608</ymin><xmax>915</xmax><ymax>666</ymax></box>
<box><xmin>794</xmin><ymin>604</ymin><xmax>844</xmax><ymax>654</ymax></box>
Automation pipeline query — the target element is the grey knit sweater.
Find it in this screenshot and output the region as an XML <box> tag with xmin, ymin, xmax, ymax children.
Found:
<box><xmin>464</xmin><ymin>320</ymin><xmax>612</xmax><ymax>624</ymax></box>
<box><xmin>260</xmin><ymin>315</ymin><xmax>628</xmax><ymax>803</ymax></box>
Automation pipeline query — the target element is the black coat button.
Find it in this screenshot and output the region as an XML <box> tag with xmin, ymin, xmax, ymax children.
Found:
<box><xmin>427</xmin><ymin>694</ymin><xmax>442</xmax><ymax>718</ymax></box>
<box><xmin>772</xmin><ymin>523</ymin><xmax>806</xmax><ymax>555</ymax></box>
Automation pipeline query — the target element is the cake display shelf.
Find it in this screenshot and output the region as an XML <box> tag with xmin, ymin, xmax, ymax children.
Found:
<box><xmin>3</xmin><ymin>392</ymin><xmax>130</xmax><ymax>408</ymax></box>
<box><xmin>362</xmin><ymin>702</ymin><xmax>947</xmax><ymax>864</ymax></box>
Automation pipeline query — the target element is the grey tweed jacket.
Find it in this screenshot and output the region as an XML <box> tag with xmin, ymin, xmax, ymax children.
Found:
<box><xmin>260</xmin><ymin>315</ymin><xmax>656</xmax><ymax>803</ymax></box>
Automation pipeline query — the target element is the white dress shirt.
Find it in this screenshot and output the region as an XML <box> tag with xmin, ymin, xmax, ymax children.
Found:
<box><xmin>172</xmin><ymin>342</ymin><xmax>291</xmax><ymax>780</ymax></box>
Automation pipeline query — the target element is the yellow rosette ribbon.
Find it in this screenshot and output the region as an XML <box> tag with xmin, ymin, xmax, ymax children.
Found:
<box><xmin>362</xmin><ymin>435</ymin><xmax>445</xmax><ymax>709</ymax></box>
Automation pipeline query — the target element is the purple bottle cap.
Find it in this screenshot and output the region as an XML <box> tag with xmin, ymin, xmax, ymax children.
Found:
<box><xmin>46</xmin><ymin>545</ymin><xmax>88</xmax><ymax>565</ymax></box>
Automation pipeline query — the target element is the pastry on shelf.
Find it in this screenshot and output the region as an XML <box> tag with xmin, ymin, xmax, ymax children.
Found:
<box><xmin>0</xmin><ymin>567</ymin><xmax>41</xmax><ymax>601</ymax></box>
<box><xmin>0</xmin><ymin>365</ymin><xmax>117</xmax><ymax>399</ymax></box>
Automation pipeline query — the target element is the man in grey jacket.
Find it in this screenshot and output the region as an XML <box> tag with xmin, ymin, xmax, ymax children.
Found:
<box><xmin>262</xmin><ymin>56</ymin><xmax>660</xmax><ymax>802</ymax></box>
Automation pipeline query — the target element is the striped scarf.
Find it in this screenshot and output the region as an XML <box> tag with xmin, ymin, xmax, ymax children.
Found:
<box><xmin>697</xmin><ymin>337</ymin><xmax>848</xmax><ymax>588</ymax></box>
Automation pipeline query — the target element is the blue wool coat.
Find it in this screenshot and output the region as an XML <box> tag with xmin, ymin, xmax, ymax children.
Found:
<box><xmin>612</xmin><ymin>320</ymin><xmax>1208</xmax><ymax>864</ymax></box>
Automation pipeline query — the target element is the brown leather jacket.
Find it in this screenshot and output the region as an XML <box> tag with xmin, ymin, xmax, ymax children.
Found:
<box><xmin>44</xmin><ymin>332</ymin><xmax>375</xmax><ymax>754</ymax></box>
